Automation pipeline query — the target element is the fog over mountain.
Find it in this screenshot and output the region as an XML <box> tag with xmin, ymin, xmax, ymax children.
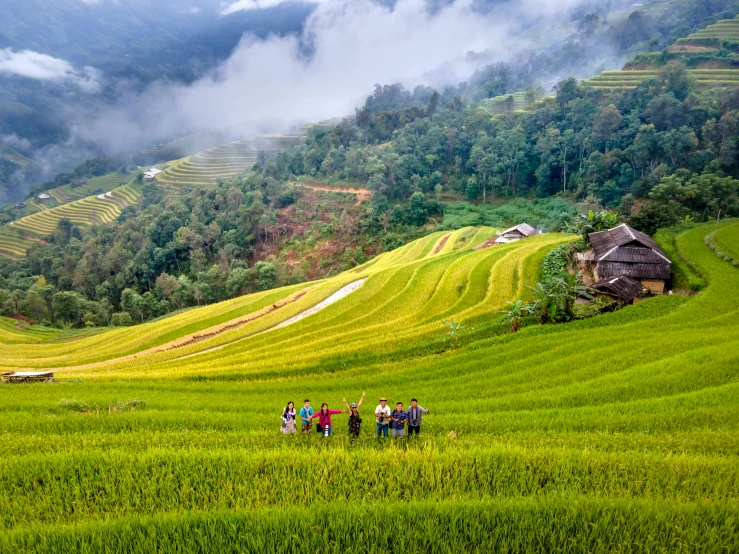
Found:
<box><xmin>0</xmin><ymin>0</ymin><xmax>630</xmax><ymax>201</ymax></box>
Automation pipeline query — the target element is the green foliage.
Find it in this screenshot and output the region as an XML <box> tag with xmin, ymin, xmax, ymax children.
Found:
<box><xmin>564</xmin><ymin>210</ymin><xmax>620</xmax><ymax>242</ymax></box>
<box><xmin>0</xmin><ymin>223</ymin><xmax>738</xmax><ymax>550</ymax></box>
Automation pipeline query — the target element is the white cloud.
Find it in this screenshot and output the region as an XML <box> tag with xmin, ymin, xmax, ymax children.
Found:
<box><xmin>0</xmin><ymin>49</ymin><xmax>102</xmax><ymax>92</ymax></box>
<box><xmin>86</xmin><ymin>0</ymin><xmax>518</xmax><ymax>151</ymax></box>
<box><xmin>221</xmin><ymin>0</ymin><xmax>329</xmax><ymax>15</ymax></box>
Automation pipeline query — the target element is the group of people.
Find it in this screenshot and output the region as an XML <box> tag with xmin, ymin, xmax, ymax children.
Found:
<box><xmin>280</xmin><ymin>393</ymin><xmax>431</xmax><ymax>439</ymax></box>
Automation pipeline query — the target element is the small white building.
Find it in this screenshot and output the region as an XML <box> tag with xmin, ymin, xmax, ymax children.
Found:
<box><xmin>143</xmin><ymin>167</ymin><xmax>163</xmax><ymax>181</ymax></box>
<box><xmin>494</xmin><ymin>223</ymin><xmax>539</xmax><ymax>245</ymax></box>
<box><xmin>38</xmin><ymin>193</ymin><xmax>51</xmax><ymax>200</ymax></box>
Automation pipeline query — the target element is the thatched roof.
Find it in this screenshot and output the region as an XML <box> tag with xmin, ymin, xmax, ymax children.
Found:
<box><xmin>589</xmin><ymin>224</ymin><xmax>671</xmax><ymax>280</ymax></box>
<box><xmin>593</xmin><ymin>275</ymin><xmax>646</xmax><ymax>302</ymax></box>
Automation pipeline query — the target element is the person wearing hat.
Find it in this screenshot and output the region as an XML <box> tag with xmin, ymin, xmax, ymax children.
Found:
<box><xmin>375</xmin><ymin>397</ymin><xmax>391</xmax><ymax>438</ymax></box>
<box><xmin>343</xmin><ymin>392</ymin><xmax>365</xmax><ymax>442</ymax></box>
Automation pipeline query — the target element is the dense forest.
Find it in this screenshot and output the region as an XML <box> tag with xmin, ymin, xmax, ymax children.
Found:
<box><xmin>1</xmin><ymin>59</ymin><xmax>737</xmax><ymax>328</ymax></box>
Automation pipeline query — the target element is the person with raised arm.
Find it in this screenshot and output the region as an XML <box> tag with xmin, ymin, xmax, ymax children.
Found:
<box><xmin>311</xmin><ymin>403</ymin><xmax>343</xmax><ymax>437</ymax></box>
<box><xmin>407</xmin><ymin>398</ymin><xmax>430</xmax><ymax>436</ymax></box>
<box><xmin>343</xmin><ymin>392</ymin><xmax>366</xmax><ymax>441</ymax></box>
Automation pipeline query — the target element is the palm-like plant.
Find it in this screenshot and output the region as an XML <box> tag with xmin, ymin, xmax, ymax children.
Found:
<box><xmin>498</xmin><ymin>300</ymin><xmax>529</xmax><ymax>333</ymax></box>
<box><xmin>441</xmin><ymin>318</ymin><xmax>467</xmax><ymax>348</ymax></box>
<box><xmin>526</xmin><ymin>272</ymin><xmax>594</xmax><ymax>324</ymax></box>
<box><xmin>565</xmin><ymin>210</ymin><xmax>620</xmax><ymax>242</ymax></box>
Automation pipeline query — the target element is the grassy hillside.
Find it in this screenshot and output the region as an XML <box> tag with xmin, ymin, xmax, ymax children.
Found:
<box><xmin>0</xmin><ymin>221</ymin><xmax>737</xmax><ymax>550</ymax></box>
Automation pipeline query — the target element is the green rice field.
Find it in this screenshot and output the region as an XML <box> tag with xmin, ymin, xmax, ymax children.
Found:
<box><xmin>13</xmin><ymin>172</ymin><xmax>134</xmax><ymax>219</ymax></box>
<box><xmin>0</xmin><ymin>220</ymin><xmax>737</xmax><ymax>551</ymax></box>
<box><xmin>675</xmin><ymin>14</ymin><xmax>739</xmax><ymax>47</ymax></box>
<box><xmin>584</xmin><ymin>68</ymin><xmax>739</xmax><ymax>91</ymax></box>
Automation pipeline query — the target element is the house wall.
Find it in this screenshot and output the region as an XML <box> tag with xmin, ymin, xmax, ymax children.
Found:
<box><xmin>641</xmin><ymin>279</ymin><xmax>665</xmax><ymax>294</ymax></box>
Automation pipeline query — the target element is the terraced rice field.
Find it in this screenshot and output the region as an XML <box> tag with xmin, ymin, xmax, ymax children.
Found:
<box><xmin>0</xmin><ymin>183</ymin><xmax>142</xmax><ymax>257</ymax></box>
<box><xmin>1</xmin><ymin>220</ymin><xmax>737</xmax><ymax>551</ymax></box>
<box><xmin>157</xmin><ymin>119</ymin><xmax>349</xmax><ymax>186</ymax></box>
<box><xmin>482</xmin><ymin>91</ymin><xmax>555</xmax><ymax>114</ymax></box>
<box><xmin>10</xmin><ymin>172</ymin><xmax>134</xmax><ymax>219</ymax></box>
<box><xmin>158</xmin><ymin>135</ymin><xmax>305</xmax><ymax>185</ymax></box>
<box><xmin>584</xmin><ymin>68</ymin><xmax>739</xmax><ymax>91</ymax></box>
<box><xmin>675</xmin><ymin>14</ymin><xmax>739</xmax><ymax>48</ymax></box>
<box><xmin>0</xmin><ymin>229</ymin><xmax>38</xmax><ymax>259</ymax></box>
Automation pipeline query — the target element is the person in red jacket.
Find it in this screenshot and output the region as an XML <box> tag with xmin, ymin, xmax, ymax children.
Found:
<box><xmin>311</xmin><ymin>403</ymin><xmax>343</xmax><ymax>437</ymax></box>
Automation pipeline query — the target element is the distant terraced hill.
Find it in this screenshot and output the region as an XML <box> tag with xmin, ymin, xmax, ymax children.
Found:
<box><xmin>14</xmin><ymin>172</ymin><xmax>134</xmax><ymax>219</ymax></box>
<box><xmin>585</xmin><ymin>12</ymin><xmax>739</xmax><ymax>91</ymax></box>
<box><xmin>584</xmin><ymin>68</ymin><xmax>739</xmax><ymax>91</ymax></box>
<box><xmin>157</xmin><ymin>118</ymin><xmax>348</xmax><ymax>187</ymax></box>
<box><xmin>0</xmin><ymin>182</ymin><xmax>141</xmax><ymax>259</ymax></box>
<box><xmin>515</xmin><ymin>0</ymin><xmax>684</xmax><ymax>52</ymax></box>
<box><xmin>673</xmin><ymin>14</ymin><xmax>739</xmax><ymax>50</ymax></box>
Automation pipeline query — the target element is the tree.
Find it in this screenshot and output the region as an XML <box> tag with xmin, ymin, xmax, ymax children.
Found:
<box><xmin>120</xmin><ymin>289</ymin><xmax>145</xmax><ymax>323</ymax></box>
<box><xmin>427</xmin><ymin>91</ymin><xmax>440</xmax><ymax>118</ymax></box>
<box><xmin>52</xmin><ymin>291</ymin><xmax>83</xmax><ymax>326</ymax></box>
<box><xmin>256</xmin><ymin>261</ymin><xmax>277</xmax><ymax>291</ymax></box>
<box><xmin>155</xmin><ymin>273</ymin><xmax>179</xmax><ymax>301</ymax></box>
<box><xmin>658</xmin><ymin>61</ymin><xmax>696</xmax><ymax>102</ymax></box>
<box><xmin>110</xmin><ymin>312</ymin><xmax>133</xmax><ymax>327</ymax></box>
<box><xmin>593</xmin><ymin>104</ymin><xmax>622</xmax><ymax>147</ymax></box>
<box><xmin>225</xmin><ymin>267</ymin><xmax>251</xmax><ymax>297</ymax></box>
<box><xmin>565</xmin><ymin>210</ymin><xmax>620</xmax><ymax>242</ymax></box>
<box><xmin>526</xmin><ymin>274</ymin><xmax>594</xmax><ymax>324</ymax></box>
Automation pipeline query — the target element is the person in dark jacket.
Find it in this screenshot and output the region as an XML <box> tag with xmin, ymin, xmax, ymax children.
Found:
<box><xmin>407</xmin><ymin>398</ymin><xmax>430</xmax><ymax>435</ymax></box>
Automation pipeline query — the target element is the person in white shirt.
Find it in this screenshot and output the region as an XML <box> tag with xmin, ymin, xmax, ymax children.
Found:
<box><xmin>375</xmin><ymin>397</ymin><xmax>391</xmax><ymax>438</ymax></box>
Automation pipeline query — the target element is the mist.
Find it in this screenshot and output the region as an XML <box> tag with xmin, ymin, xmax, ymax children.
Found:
<box><xmin>0</xmin><ymin>0</ymin><xmax>627</xmax><ymax>203</ymax></box>
<box><xmin>80</xmin><ymin>0</ymin><xmax>595</xmax><ymax>153</ymax></box>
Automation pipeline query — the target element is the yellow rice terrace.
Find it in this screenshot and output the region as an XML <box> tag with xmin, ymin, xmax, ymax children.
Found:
<box><xmin>1</xmin><ymin>222</ymin><xmax>738</xmax><ymax>552</ymax></box>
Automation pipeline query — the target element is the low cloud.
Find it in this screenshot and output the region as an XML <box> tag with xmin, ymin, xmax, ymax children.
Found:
<box><xmin>0</xmin><ymin>49</ymin><xmax>102</xmax><ymax>92</ymax></box>
<box><xmin>85</xmin><ymin>0</ymin><xmax>529</xmax><ymax>152</ymax></box>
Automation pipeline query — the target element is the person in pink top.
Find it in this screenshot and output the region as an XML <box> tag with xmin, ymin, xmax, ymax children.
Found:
<box><xmin>311</xmin><ymin>403</ymin><xmax>343</xmax><ymax>437</ymax></box>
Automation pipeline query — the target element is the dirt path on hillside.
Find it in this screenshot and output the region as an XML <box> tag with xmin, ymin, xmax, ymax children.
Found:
<box><xmin>168</xmin><ymin>278</ymin><xmax>368</xmax><ymax>360</ymax></box>
<box><xmin>14</xmin><ymin>287</ymin><xmax>313</xmax><ymax>372</ymax></box>
<box><xmin>474</xmin><ymin>236</ymin><xmax>498</xmax><ymax>250</ymax></box>
<box><xmin>301</xmin><ymin>182</ymin><xmax>373</xmax><ymax>206</ymax></box>
<box><xmin>431</xmin><ymin>234</ymin><xmax>451</xmax><ymax>255</ymax></box>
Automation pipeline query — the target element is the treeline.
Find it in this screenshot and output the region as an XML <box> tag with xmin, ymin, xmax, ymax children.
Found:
<box><xmin>296</xmin><ymin>62</ymin><xmax>739</xmax><ymax>234</ymax></box>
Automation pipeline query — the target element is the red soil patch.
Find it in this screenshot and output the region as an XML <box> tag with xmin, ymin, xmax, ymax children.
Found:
<box><xmin>302</xmin><ymin>182</ymin><xmax>373</xmax><ymax>206</ymax></box>
<box><xmin>474</xmin><ymin>237</ymin><xmax>498</xmax><ymax>251</ymax></box>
